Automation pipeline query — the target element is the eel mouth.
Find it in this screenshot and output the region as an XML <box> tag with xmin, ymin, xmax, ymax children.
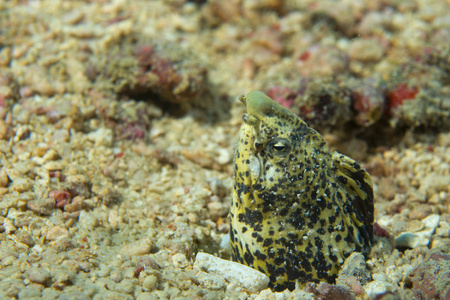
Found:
<box><xmin>238</xmin><ymin>92</ymin><xmax>274</xmax><ymax>184</ymax></box>
<box><xmin>237</xmin><ymin>122</ymin><xmax>262</xmax><ymax>185</ymax></box>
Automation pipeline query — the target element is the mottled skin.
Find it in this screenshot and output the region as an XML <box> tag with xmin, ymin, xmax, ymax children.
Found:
<box><xmin>230</xmin><ymin>91</ymin><xmax>374</xmax><ymax>291</ymax></box>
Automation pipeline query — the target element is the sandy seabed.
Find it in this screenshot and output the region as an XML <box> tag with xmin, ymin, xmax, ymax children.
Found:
<box><xmin>0</xmin><ymin>1</ymin><xmax>449</xmax><ymax>299</ymax></box>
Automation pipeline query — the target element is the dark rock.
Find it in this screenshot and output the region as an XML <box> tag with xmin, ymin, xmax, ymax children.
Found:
<box><xmin>305</xmin><ymin>282</ymin><xmax>355</xmax><ymax>300</ymax></box>
<box><xmin>410</xmin><ymin>249</ymin><xmax>450</xmax><ymax>300</ymax></box>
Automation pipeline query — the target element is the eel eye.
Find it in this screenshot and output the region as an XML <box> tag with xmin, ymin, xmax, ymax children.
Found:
<box><xmin>273</xmin><ymin>143</ymin><xmax>286</xmax><ymax>151</ymax></box>
<box><xmin>267</xmin><ymin>138</ymin><xmax>291</xmax><ymax>157</ymax></box>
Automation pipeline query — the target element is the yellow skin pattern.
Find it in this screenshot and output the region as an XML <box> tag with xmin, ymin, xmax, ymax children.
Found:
<box><xmin>230</xmin><ymin>91</ymin><xmax>374</xmax><ymax>291</ymax></box>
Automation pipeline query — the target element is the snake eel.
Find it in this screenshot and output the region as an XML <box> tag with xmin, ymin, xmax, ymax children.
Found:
<box><xmin>230</xmin><ymin>91</ymin><xmax>374</xmax><ymax>291</ymax></box>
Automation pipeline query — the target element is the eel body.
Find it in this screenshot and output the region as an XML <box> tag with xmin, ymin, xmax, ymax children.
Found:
<box><xmin>230</xmin><ymin>91</ymin><xmax>374</xmax><ymax>291</ymax></box>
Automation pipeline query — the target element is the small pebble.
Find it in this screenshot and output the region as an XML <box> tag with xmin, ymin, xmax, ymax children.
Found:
<box><xmin>97</xmin><ymin>264</ymin><xmax>112</xmax><ymax>278</ymax></box>
<box><xmin>306</xmin><ymin>282</ymin><xmax>355</xmax><ymax>300</ymax></box>
<box><xmin>64</xmin><ymin>196</ymin><xmax>84</xmax><ymax>212</ymax></box>
<box><xmin>418</xmin><ymin>174</ymin><xmax>450</xmax><ymax>198</ymax></box>
<box><xmin>18</xmin><ymin>286</ymin><xmax>41</xmax><ymax>299</ymax></box>
<box><xmin>395</xmin><ymin>214</ymin><xmax>440</xmax><ymax>248</ymax></box>
<box><xmin>51</xmin><ymin>129</ymin><xmax>70</xmax><ymax>142</ymax></box>
<box><xmin>87</xmin><ymin>128</ymin><xmax>113</xmax><ymax>146</ymax></box>
<box><xmin>10</xmin><ymin>177</ymin><xmax>32</xmax><ymax>192</ymax></box>
<box><xmin>28</xmin><ymin>267</ymin><xmax>51</xmax><ymax>286</ymax></box>
<box><xmin>136</xmin><ymin>293</ymin><xmax>155</xmax><ymax>300</ymax></box>
<box><xmin>27</xmin><ymin>197</ymin><xmax>56</xmax><ymax>215</ymax></box>
<box><xmin>220</xmin><ymin>234</ymin><xmax>231</xmax><ymax>251</ymax></box>
<box><xmin>1</xmin><ymin>255</ymin><xmax>16</xmax><ymax>267</ymax></box>
<box><xmin>115</xmin><ymin>279</ymin><xmax>136</xmax><ymax>295</ymax></box>
<box><xmin>337</xmin><ymin>253</ymin><xmax>371</xmax><ymax>295</ymax></box>
<box><xmin>195</xmin><ymin>271</ymin><xmax>226</xmax><ymax>290</ymax></box>
<box><xmin>364</xmin><ymin>280</ymin><xmax>397</xmax><ymax>299</ymax></box>
<box><xmin>46</xmin><ymin>226</ymin><xmax>69</xmax><ymax>241</ymax></box>
<box><xmin>348</xmin><ymin>38</ymin><xmax>385</xmax><ymax>62</ymax></box>
<box><xmin>435</xmin><ymin>221</ymin><xmax>450</xmax><ymax>238</ymax></box>
<box><xmin>42</xmin><ymin>149</ymin><xmax>60</xmax><ymax>162</ymax></box>
<box><xmin>78</xmin><ymin>211</ymin><xmax>99</xmax><ymax>231</ymax></box>
<box><xmin>124</xmin><ymin>268</ymin><xmax>136</xmax><ymax>279</ymax></box>
<box><xmin>142</xmin><ymin>275</ymin><xmax>158</xmax><ymax>291</ymax></box>
<box><xmin>43</xmin><ymin>161</ymin><xmax>63</xmax><ymax>171</ymax></box>
<box><xmin>337</xmin><ymin>253</ymin><xmax>371</xmax><ymax>284</ymax></box>
<box><xmin>215</xmin><ymin>148</ymin><xmax>231</xmax><ymax>165</ymax></box>
<box><xmin>5</xmin><ymin>285</ymin><xmax>22</xmax><ymax>298</ymax></box>
<box><xmin>194</xmin><ymin>252</ymin><xmax>269</xmax><ymax>293</ymax></box>
<box><xmin>0</xmin><ymin>169</ymin><xmax>9</xmax><ymax>187</ymax></box>
<box><xmin>171</xmin><ymin>253</ymin><xmax>189</xmax><ymax>269</ymax></box>
<box><xmin>65</xmin><ymin>174</ymin><xmax>89</xmax><ymax>184</ymax></box>
<box><xmin>51</xmin><ymin>268</ymin><xmax>74</xmax><ymax>286</ymax></box>
<box><xmin>107</xmin><ymin>210</ymin><xmax>121</xmax><ymax>229</ymax></box>
<box><xmin>121</xmin><ymin>238</ymin><xmax>152</xmax><ymax>256</ymax></box>
<box><xmin>207</xmin><ymin>202</ymin><xmax>228</xmax><ymax>220</ymax></box>
<box><xmin>110</xmin><ymin>270</ymin><xmax>123</xmax><ymax>283</ymax></box>
<box><xmin>0</xmin><ymin>120</ymin><xmax>8</xmax><ymax>139</ymax></box>
<box><xmin>437</xmin><ymin>133</ymin><xmax>450</xmax><ymax>147</ymax></box>
<box><xmin>2</xmin><ymin>218</ymin><xmax>16</xmax><ymax>234</ymax></box>
<box><xmin>17</xmin><ymin>230</ymin><xmax>35</xmax><ymax>247</ymax></box>
<box><xmin>95</xmin><ymin>290</ymin><xmax>133</xmax><ymax>300</ymax></box>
